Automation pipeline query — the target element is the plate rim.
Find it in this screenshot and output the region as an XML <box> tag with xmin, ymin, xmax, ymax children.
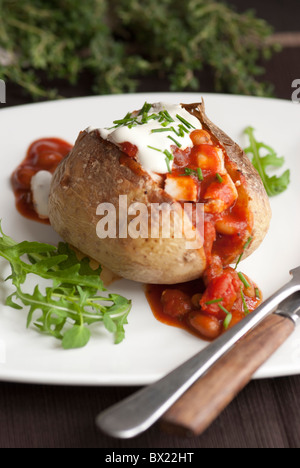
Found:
<box><xmin>0</xmin><ymin>91</ymin><xmax>299</xmax><ymax>386</ymax></box>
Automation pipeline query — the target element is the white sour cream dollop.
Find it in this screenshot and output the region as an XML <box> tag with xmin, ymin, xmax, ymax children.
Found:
<box><xmin>97</xmin><ymin>102</ymin><xmax>202</xmax><ymax>174</ymax></box>
<box><xmin>30</xmin><ymin>170</ymin><xmax>52</xmax><ymax>219</ymax></box>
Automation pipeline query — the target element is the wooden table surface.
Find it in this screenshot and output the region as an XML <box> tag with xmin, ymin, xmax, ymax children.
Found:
<box><xmin>1</xmin><ymin>0</ymin><xmax>300</xmax><ymax>449</ymax></box>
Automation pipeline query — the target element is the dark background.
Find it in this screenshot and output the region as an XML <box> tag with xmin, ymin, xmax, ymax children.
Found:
<box><xmin>1</xmin><ymin>0</ymin><xmax>300</xmax><ymax>449</ymax></box>
<box><xmin>3</xmin><ymin>0</ymin><xmax>300</xmax><ymax>106</ymax></box>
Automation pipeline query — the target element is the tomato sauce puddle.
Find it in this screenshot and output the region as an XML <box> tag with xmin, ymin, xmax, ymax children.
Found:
<box><xmin>11</xmin><ymin>138</ymin><xmax>72</xmax><ymax>224</ymax></box>
<box><xmin>146</xmin><ymin>278</ymin><xmax>262</xmax><ymax>341</ymax></box>
<box><xmin>11</xmin><ymin>134</ymin><xmax>262</xmax><ymax>342</ymax></box>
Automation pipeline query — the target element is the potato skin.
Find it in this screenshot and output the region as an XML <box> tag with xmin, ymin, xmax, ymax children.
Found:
<box><xmin>48</xmin><ymin>129</ymin><xmax>206</xmax><ymax>284</ymax></box>
<box><xmin>48</xmin><ymin>101</ymin><xmax>271</xmax><ymax>284</ymax></box>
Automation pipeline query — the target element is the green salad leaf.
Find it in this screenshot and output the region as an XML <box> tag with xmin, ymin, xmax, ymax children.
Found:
<box><xmin>0</xmin><ymin>224</ymin><xmax>131</xmax><ymax>349</ymax></box>
<box><xmin>244</xmin><ymin>126</ymin><xmax>290</xmax><ymax>197</ymax></box>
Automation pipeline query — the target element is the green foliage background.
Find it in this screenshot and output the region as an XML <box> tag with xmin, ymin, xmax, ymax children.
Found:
<box><xmin>0</xmin><ymin>0</ymin><xmax>278</xmax><ymax>99</ymax></box>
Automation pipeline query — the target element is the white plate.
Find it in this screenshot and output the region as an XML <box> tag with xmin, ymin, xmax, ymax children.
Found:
<box><xmin>0</xmin><ymin>92</ymin><xmax>299</xmax><ymax>386</ymax></box>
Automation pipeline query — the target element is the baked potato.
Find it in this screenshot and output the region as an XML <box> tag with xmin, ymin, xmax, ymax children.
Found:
<box><xmin>48</xmin><ymin>100</ymin><xmax>271</xmax><ymax>285</ymax></box>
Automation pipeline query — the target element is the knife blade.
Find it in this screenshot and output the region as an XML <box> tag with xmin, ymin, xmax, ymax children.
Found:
<box><xmin>96</xmin><ymin>267</ymin><xmax>300</xmax><ymax>439</ymax></box>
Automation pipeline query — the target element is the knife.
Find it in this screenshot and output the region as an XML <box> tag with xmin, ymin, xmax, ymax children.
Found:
<box><xmin>160</xmin><ymin>292</ymin><xmax>300</xmax><ymax>437</ymax></box>
<box><xmin>96</xmin><ymin>266</ymin><xmax>300</xmax><ymax>439</ymax></box>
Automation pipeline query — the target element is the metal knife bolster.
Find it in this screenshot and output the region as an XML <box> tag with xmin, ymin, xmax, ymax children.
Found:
<box><xmin>275</xmin><ymin>293</ymin><xmax>300</xmax><ymax>325</ymax></box>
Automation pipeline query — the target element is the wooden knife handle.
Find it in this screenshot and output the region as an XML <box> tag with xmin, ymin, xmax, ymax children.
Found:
<box><xmin>160</xmin><ymin>314</ymin><xmax>294</xmax><ymax>437</ymax></box>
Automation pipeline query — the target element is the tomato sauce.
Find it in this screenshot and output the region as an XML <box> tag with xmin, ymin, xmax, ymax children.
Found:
<box><xmin>143</xmin><ymin>128</ymin><xmax>261</xmax><ymax>340</ymax></box>
<box><xmin>120</xmin><ymin>141</ymin><xmax>138</xmax><ymax>159</ymax></box>
<box><xmin>11</xmin><ymin>138</ymin><xmax>72</xmax><ymax>224</ymax></box>
<box><xmin>146</xmin><ymin>266</ymin><xmax>262</xmax><ymax>341</ymax></box>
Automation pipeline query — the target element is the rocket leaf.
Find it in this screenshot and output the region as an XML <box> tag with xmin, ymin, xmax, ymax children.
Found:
<box><xmin>0</xmin><ymin>224</ymin><xmax>131</xmax><ymax>349</ymax></box>
<box><xmin>244</xmin><ymin>126</ymin><xmax>290</xmax><ymax>197</ymax></box>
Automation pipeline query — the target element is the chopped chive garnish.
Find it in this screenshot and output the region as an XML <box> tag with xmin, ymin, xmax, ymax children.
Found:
<box><xmin>184</xmin><ymin>168</ymin><xmax>193</xmax><ymax>175</ymax></box>
<box><xmin>170</xmin><ymin>126</ymin><xmax>182</xmax><ymax>137</ymax></box>
<box><xmin>216</xmin><ymin>173</ymin><xmax>223</xmax><ymax>183</ymax></box>
<box><xmin>168</xmin><ymin>135</ymin><xmax>181</xmax><ymax>147</ymax></box>
<box><xmin>197</xmin><ymin>167</ymin><xmax>203</xmax><ymax>181</ymax></box>
<box><xmin>163</xmin><ymin>149</ymin><xmax>174</xmax><ymax>173</ymax></box>
<box><xmin>113</xmin><ymin>112</ymin><xmax>132</xmax><ymax>126</ymax></box>
<box><xmin>218</xmin><ymin>303</ymin><xmax>230</xmax><ymax>315</ymax></box>
<box><xmin>205</xmin><ymin>298</ymin><xmax>223</xmax><ymax>305</ymax></box>
<box><xmin>176</xmin><ymin>114</ymin><xmax>195</xmax><ymax>129</ymax></box>
<box><xmin>162</xmin><ymin>110</ymin><xmax>174</xmax><ymax>122</ymax></box>
<box><xmin>240</xmin><ymin>289</ymin><xmax>250</xmax><ymax>315</ymax></box>
<box><xmin>148</xmin><ymin>114</ymin><xmax>159</xmax><ymax>121</ymax></box>
<box><xmin>128</xmin><ymin>122</ymin><xmax>137</xmax><ymax>129</ymax></box>
<box><xmin>243</xmin><ymin>236</ymin><xmax>253</xmax><ymax>251</ymax></box>
<box><xmin>165</xmin><ymin>156</ymin><xmax>172</xmax><ymax>173</ymax></box>
<box><xmin>151</xmin><ymin>128</ymin><xmax>171</xmax><ymax>133</ymax></box>
<box><xmin>139</xmin><ymin>102</ymin><xmax>152</xmax><ymax>115</ymax></box>
<box><xmin>164</xmin><ymin>149</ymin><xmax>174</xmax><ymax>160</ymax></box>
<box><xmin>215</xmin><ymin>302</ymin><xmax>232</xmax><ymax>329</ymax></box>
<box><xmin>205</xmin><ymin>299</ymin><xmax>232</xmax><ymax>329</ymax></box>
<box><xmin>223</xmin><ymin>313</ymin><xmax>233</xmax><ymax>329</ymax></box>
<box><xmin>179</xmin><ymin>124</ymin><xmax>189</xmax><ymax>134</ymax></box>
<box><xmin>147</xmin><ymin>145</ymin><xmax>174</xmax><ymax>174</ymax></box>
<box><xmin>255</xmin><ymin>287</ymin><xmax>260</xmax><ymax>299</ymax></box>
<box><xmin>147</xmin><ymin>145</ymin><xmax>162</xmax><ymax>152</ymax></box>
<box><xmin>235</xmin><ymin>236</ymin><xmax>253</xmax><ymax>269</ymax></box>
<box><xmin>170</xmin><ymin>126</ymin><xmax>178</xmax><ymax>136</ymax></box>
<box><xmin>238</xmin><ymin>272</ymin><xmax>251</xmax><ymax>289</ymax></box>
<box><xmin>179</xmin><ymin>167</ymin><xmax>204</xmax><ymax>180</ymax></box>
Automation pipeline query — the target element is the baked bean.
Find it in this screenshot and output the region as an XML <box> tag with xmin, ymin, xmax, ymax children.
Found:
<box><xmin>188</xmin><ymin>311</ymin><xmax>222</xmax><ymax>339</ymax></box>
<box><xmin>242</xmin><ymin>275</ymin><xmax>256</xmax><ymax>298</ymax></box>
<box><xmin>191</xmin><ymin>293</ymin><xmax>203</xmax><ymax>308</ymax></box>
<box><xmin>226</xmin><ymin>311</ymin><xmax>245</xmax><ymax>330</ymax></box>
<box><xmin>215</xmin><ymin>216</ymin><xmax>241</xmax><ymax>235</ymax></box>
<box><xmin>161</xmin><ymin>289</ymin><xmax>193</xmax><ymax>318</ymax></box>
<box><xmin>190</xmin><ymin>129</ymin><xmax>212</xmax><ymax>145</ymax></box>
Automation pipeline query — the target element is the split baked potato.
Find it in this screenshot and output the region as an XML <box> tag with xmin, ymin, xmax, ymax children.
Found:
<box><xmin>48</xmin><ymin>101</ymin><xmax>271</xmax><ymax>284</ymax></box>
